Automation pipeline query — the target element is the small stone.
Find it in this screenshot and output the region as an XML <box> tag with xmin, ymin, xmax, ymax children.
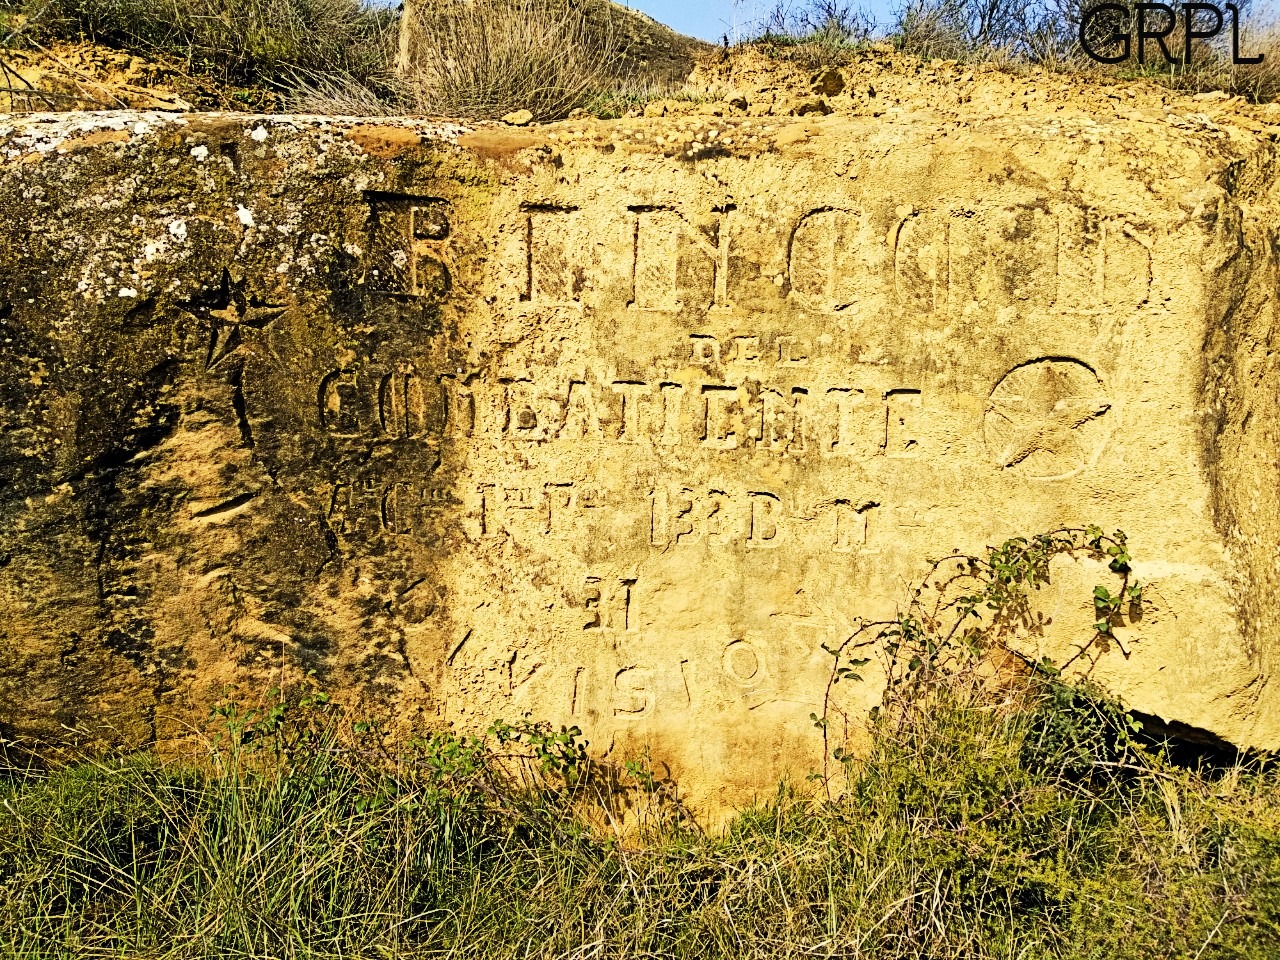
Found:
<box><xmin>811</xmin><ymin>68</ymin><xmax>845</xmax><ymax>97</ymax></box>
<box><xmin>774</xmin><ymin>123</ymin><xmax>812</xmax><ymax>147</ymax></box>
<box><xmin>502</xmin><ymin>109</ymin><xmax>534</xmax><ymax>126</ymax></box>
<box><xmin>789</xmin><ymin>97</ymin><xmax>832</xmax><ymax>117</ymax></box>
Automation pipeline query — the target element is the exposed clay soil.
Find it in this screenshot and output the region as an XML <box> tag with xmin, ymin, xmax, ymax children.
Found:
<box><xmin>677</xmin><ymin>44</ymin><xmax>1280</xmax><ymax>129</ymax></box>
<box><xmin>3</xmin><ymin>20</ymin><xmax>1279</xmax><ymax>132</ymax></box>
<box><xmin>0</xmin><ymin>38</ymin><xmax>281</xmax><ymax>112</ymax></box>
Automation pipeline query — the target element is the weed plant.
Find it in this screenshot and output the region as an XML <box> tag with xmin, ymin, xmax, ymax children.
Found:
<box><xmin>2</xmin><ymin>677</ymin><xmax>1278</xmax><ymax>958</ymax></box>
<box><xmin>398</xmin><ymin>0</ymin><xmax>627</xmax><ymax>121</ymax></box>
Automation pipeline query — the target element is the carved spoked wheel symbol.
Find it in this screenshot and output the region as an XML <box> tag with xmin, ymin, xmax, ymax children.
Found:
<box><xmin>984</xmin><ymin>358</ymin><xmax>1113</xmax><ymax>481</ymax></box>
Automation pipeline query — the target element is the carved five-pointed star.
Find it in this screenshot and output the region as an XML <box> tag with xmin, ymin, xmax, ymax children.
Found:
<box><xmin>991</xmin><ymin>396</ymin><xmax>1112</xmax><ymax>469</ymax></box>
<box><xmin>985</xmin><ymin>360</ymin><xmax>1113</xmax><ymax>478</ymax></box>
<box><xmin>184</xmin><ymin>269</ymin><xmax>285</xmax><ymax>371</ymax></box>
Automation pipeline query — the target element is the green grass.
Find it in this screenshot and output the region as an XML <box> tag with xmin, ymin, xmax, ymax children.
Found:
<box><xmin>0</xmin><ymin>0</ymin><xmax>397</xmax><ymax>91</ymax></box>
<box><xmin>2</xmin><ymin>673</ymin><xmax>1278</xmax><ymax>960</ymax></box>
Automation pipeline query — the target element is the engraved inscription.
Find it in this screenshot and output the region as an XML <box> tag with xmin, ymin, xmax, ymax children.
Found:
<box><xmin>491</xmin><ymin>200</ymin><xmax>1152</xmax><ymax>318</ymax></box>
<box><xmin>328</xmin><ymin>479</ymin><xmax>459</xmax><ymax>538</ymax></box>
<box><xmin>649</xmin><ymin>487</ymin><xmax>886</xmax><ymax>551</ymax></box>
<box><xmin>479</xmin><ymin>481</ymin><xmax>609</xmax><ymax>538</ymax></box>
<box><xmin>314</xmin><ymin>367</ymin><xmax>921</xmax><ymax>456</ymax></box>
<box><xmin>312</xmin><ymin>345</ymin><xmax>924</xmax><ymax>460</ymax></box>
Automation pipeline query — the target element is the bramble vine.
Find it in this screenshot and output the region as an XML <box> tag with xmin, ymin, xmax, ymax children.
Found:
<box><xmin>487</xmin><ymin>717</ymin><xmax>590</xmax><ymax>782</ymax></box>
<box><xmin>814</xmin><ymin>526</ymin><xmax>1145</xmax><ymax>784</ymax></box>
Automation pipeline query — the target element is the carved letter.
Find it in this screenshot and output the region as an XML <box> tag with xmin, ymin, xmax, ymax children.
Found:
<box><xmin>558</xmin><ymin>380</ymin><xmax>602</xmax><ymax>440</ymax></box>
<box><xmin>503</xmin><ymin>378</ymin><xmax>542</xmax><ymax>440</ymax></box>
<box><xmin>614</xmin><ymin>667</ymin><xmax>653</xmax><ymax>717</ymax></box>
<box><xmin>790</xmin><ymin>208</ymin><xmax>869</xmax><ymax>310</ymax></box>
<box><xmin>629</xmin><ymin>206</ymin><xmax>733</xmax><ymax>312</ymax></box>
<box><xmin>319</xmin><ymin>371</ymin><xmax>362</xmax><ymax>436</ymax></box>
<box><xmin>659</xmin><ymin>382</ymin><xmax>684</xmax><ymax>446</ymax></box>
<box><xmin>441</xmin><ymin>375</ymin><xmax>476</xmax><ymax>438</ymax></box>
<box><xmin>748</xmin><ymin>492</ymin><xmax>782</xmax><ymax>547</ymax></box>
<box><xmin>478</xmin><ymin>484</ymin><xmax>500</xmax><ymax>537</ymax></box>
<box><xmin>545</xmin><ymin>482</ymin><xmax>574</xmax><ymax>534</ymax></box>
<box><xmin>777</xmin><ymin>335</ymin><xmax>810</xmax><ymax>366</ymax></box>
<box><xmin>723</xmin><ymin>639</ymin><xmax>764</xmax><ymax>685</ymax></box>
<box><xmin>630</xmin><ymin>207</ymin><xmax>680</xmax><ymax>310</ymax></box>
<box><xmin>833</xmin><ymin>500</ymin><xmax>879</xmax><ymax>553</ymax></box>
<box><xmin>825</xmin><ymin>388</ymin><xmax>877</xmax><ymax>459</ymax></box>
<box><xmin>884</xmin><ymin>389</ymin><xmax>921</xmax><ymax>457</ymax></box>
<box><xmin>379</xmin><ymin>372</ymin><xmax>441</xmax><ymax>439</ymax></box>
<box><xmin>732</xmin><ymin>336</ymin><xmax>761</xmax><ymax>362</ymax></box>
<box><xmin>759</xmin><ymin>387</ymin><xmax>808</xmax><ymax>453</ymax></box>
<box><xmin>701</xmin><ymin>385</ymin><xmax>739</xmax><ymax>449</ymax></box>
<box><xmin>584</xmin><ymin>577</ymin><xmax>603</xmax><ymax>630</ymax></box>
<box><xmin>690</xmin><ymin>334</ymin><xmax>721</xmax><ymax>365</ymax></box>
<box><xmin>380</xmin><ymin>482</ymin><xmax>415</xmax><ymax>535</ymax></box>
<box><xmin>364</xmin><ymin>193</ymin><xmax>453</xmax><ymax>299</ymax></box>
<box><xmin>523</xmin><ymin>206</ymin><xmax>580</xmax><ymax>306</ymax></box>
<box><xmin>611</xmin><ymin>381</ymin><xmax>651</xmax><ymax>442</ymax></box>
<box><xmin>893</xmin><ymin>211</ymin><xmax>949</xmax><ymax>313</ymax></box>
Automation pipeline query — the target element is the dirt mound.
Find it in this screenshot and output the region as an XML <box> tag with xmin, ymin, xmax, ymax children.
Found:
<box><xmin>0</xmin><ymin>39</ymin><xmax>280</xmax><ymax>112</ymax></box>
<box><xmin>683</xmin><ymin>44</ymin><xmax>1280</xmax><ymax>126</ymax></box>
<box><xmin>594</xmin><ymin>0</ymin><xmax>710</xmax><ymax>83</ymax></box>
<box><xmin>5</xmin><ymin>16</ymin><xmax>1275</xmax><ymax>126</ymax></box>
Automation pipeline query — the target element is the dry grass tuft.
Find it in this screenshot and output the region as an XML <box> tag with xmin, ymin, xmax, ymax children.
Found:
<box><xmin>4</xmin><ymin>0</ymin><xmax>397</xmax><ymax>91</ymax></box>
<box><xmin>399</xmin><ymin>0</ymin><xmax>628</xmax><ymax>121</ymax></box>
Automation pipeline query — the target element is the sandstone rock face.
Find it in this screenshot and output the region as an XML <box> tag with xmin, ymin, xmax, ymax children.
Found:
<box><xmin>1</xmin><ymin>104</ymin><xmax>1279</xmax><ymax>812</ymax></box>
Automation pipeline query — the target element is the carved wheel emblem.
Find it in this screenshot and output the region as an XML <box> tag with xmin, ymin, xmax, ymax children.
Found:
<box><xmin>984</xmin><ymin>358</ymin><xmax>1113</xmax><ymax>481</ymax></box>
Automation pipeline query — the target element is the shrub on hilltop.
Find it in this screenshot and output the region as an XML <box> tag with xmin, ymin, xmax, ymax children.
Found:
<box><xmin>752</xmin><ymin>0</ymin><xmax>1280</xmax><ymax>101</ymax></box>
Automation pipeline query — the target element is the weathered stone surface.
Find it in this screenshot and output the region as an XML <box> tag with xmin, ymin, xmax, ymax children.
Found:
<box><xmin>2</xmin><ymin>104</ymin><xmax>1279</xmax><ymax>812</ymax></box>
